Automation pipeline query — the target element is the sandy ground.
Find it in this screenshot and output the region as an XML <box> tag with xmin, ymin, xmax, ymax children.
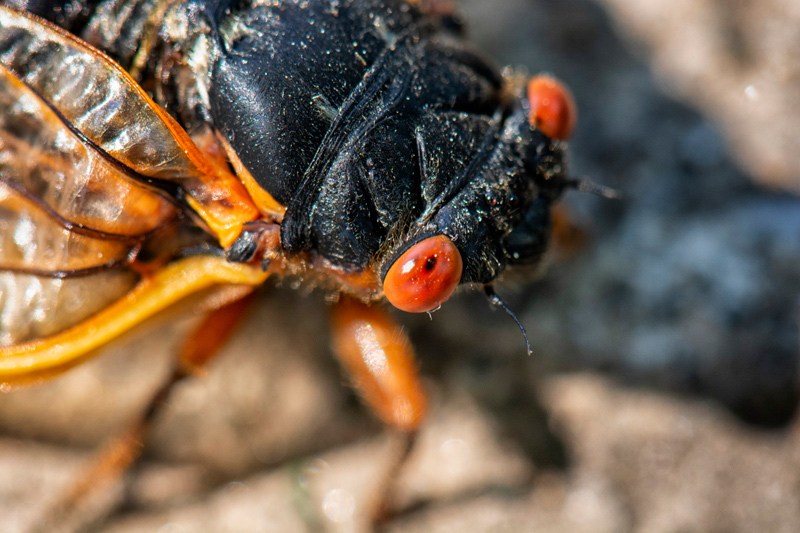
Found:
<box><xmin>2</xmin><ymin>0</ymin><xmax>800</xmax><ymax>532</ymax></box>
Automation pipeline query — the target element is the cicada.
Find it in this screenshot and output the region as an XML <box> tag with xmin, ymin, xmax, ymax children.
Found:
<box><xmin>0</xmin><ymin>0</ymin><xmax>576</xmax><ymax>524</ymax></box>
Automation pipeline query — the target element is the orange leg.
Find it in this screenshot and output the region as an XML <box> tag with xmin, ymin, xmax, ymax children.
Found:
<box><xmin>550</xmin><ymin>203</ymin><xmax>589</xmax><ymax>259</ymax></box>
<box><xmin>33</xmin><ymin>289</ymin><xmax>257</xmax><ymax>533</ymax></box>
<box><xmin>329</xmin><ymin>296</ymin><xmax>428</xmax><ymax>523</ymax></box>
<box><xmin>406</xmin><ymin>0</ymin><xmax>457</xmax><ymax>18</ymax></box>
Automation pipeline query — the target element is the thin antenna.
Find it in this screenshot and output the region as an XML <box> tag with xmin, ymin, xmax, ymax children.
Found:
<box><xmin>566</xmin><ymin>178</ymin><xmax>622</xmax><ymax>200</ymax></box>
<box><xmin>484</xmin><ymin>285</ymin><xmax>533</xmax><ymax>356</ymax></box>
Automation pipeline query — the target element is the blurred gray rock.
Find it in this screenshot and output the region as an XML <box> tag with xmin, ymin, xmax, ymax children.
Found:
<box><xmin>598</xmin><ymin>0</ymin><xmax>800</xmax><ymax>191</ymax></box>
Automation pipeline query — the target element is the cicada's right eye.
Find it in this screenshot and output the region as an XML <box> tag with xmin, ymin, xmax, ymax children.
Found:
<box><xmin>383</xmin><ymin>235</ymin><xmax>463</xmax><ymax>313</ymax></box>
<box><xmin>527</xmin><ymin>74</ymin><xmax>577</xmax><ymax>141</ymax></box>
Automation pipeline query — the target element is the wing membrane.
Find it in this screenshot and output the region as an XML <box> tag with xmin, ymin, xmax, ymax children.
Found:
<box><xmin>0</xmin><ymin>256</ymin><xmax>268</xmax><ymax>385</ymax></box>
<box><xmin>0</xmin><ymin>173</ymin><xmax>147</xmax><ymax>346</ymax></box>
<box><xmin>0</xmin><ymin>64</ymin><xmax>179</xmax><ymax>236</ymax></box>
<box><xmin>0</xmin><ymin>181</ymin><xmax>136</xmax><ymax>273</ymax></box>
<box><xmin>0</xmin><ymin>9</ymin><xmax>269</xmax><ymax>380</ymax></box>
<box><xmin>0</xmin><ymin>269</ymin><xmax>140</xmax><ymax>346</ymax></box>
<box><xmin>0</xmin><ymin>5</ymin><xmax>259</xmax><ymax>245</ymax></box>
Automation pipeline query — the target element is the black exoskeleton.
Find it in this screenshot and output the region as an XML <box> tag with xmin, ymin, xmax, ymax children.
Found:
<box><xmin>9</xmin><ymin>0</ymin><xmax>568</xmax><ymax>285</ymax></box>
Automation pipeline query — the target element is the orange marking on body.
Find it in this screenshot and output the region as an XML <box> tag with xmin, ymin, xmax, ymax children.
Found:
<box><xmin>214</xmin><ymin>132</ymin><xmax>287</xmax><ymax>220</ymax></box>
<box><xmin>313</xmin><ymin>258</ymin><xmax>382</xmax><ymax>294</ymax></box>
<box><xmin>115</xmin><ymin>94</ymin><xmax>260</xmax><ymax>246</ymax></box>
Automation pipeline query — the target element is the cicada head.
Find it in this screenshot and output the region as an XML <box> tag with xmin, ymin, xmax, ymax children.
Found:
<box><xmin>378</xmin><ymin>80</ymin><xmax>573</xmax><ymax>313</ymax></box>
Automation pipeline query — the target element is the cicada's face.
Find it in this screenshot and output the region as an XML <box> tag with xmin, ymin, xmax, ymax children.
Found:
<box><xmin>376</xmin><ymin>81</ymin><xmax>574</xmax><ymax>313</ymax></box>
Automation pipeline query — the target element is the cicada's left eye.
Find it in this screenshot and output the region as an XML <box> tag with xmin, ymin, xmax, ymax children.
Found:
<box><xmin>527</xmin><ymin>74</ymin><xmax>577</xmax><ymax>141</ymax></box>
<box><xmin>383</xmin><ymin>235</ymin><xmax>463</xmax><ymax>313</ymax></box>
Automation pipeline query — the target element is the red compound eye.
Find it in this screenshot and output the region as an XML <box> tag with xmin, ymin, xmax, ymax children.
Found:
<box><xmin>383</xmin><ymin>235</ymin><xmax>463</xmax><ymax>313</ymax></box>
<box><xmin>527</xmin><ymin>74</ymin><xmax>577</xmax><ymax>141</ymax></box>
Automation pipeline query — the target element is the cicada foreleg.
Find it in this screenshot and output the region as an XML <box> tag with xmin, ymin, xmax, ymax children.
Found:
<box><xmin>329</xmin><ymin>296</ymin><xmax>428</xmax><ymax>525</ymax></box>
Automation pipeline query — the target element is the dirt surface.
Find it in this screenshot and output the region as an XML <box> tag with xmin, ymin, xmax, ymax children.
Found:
<box><xmin>598</xmin><ymin>0</ymin><xmax>800</xmax><ymax>191</ymax></box>
<box><xmin>2</xmin><ymin>0</ymin><xmax>800</xmax><ymax>532</ymax></box>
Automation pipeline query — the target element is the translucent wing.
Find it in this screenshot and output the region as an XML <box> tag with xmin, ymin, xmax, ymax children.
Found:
<box><xmin>0</xmin><ymin>8</ymin><xmax>268</xmax><ymax>385</ymax></box>
<box><xmin>0</xmin><ymin>4</ymin><xmax>259</xmax><ymax>246</ymax></box>
<box><xmin>0</xmin><ymin>61</ymin><xmax>171</xmax><ymax>346</ymax></box>
<box><xmin>0</xmin><ymin>255</ymin><xmax>268</xmax><ymax>385</ymax></box>
<box><xmin>0</xmin><ymin>182</ymin><xmax>138</xmax><ymax>274</ymax></box>
<box><xmin>0</xmin><ymin>64</ymin><xmax>179</xmax><ymax>236</ymax></box>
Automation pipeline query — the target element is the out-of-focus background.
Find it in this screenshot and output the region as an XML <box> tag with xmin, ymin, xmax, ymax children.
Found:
<box><xmin>3</xmin><ymin>0</ymin><xmax>800</xmax><ymax>531</ymax></box>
